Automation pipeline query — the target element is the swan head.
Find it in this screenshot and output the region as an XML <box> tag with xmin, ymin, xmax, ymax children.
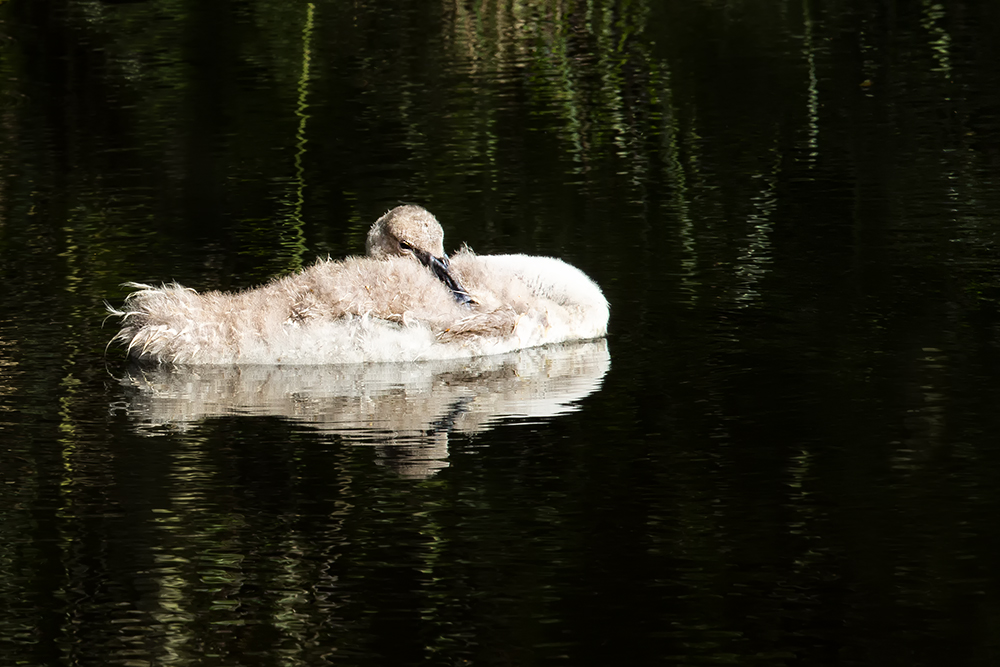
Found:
<box><xmin>367</xmin><ymin>205</ymin><xmax>474</xmax><ymax>306</ymax></box>
<box><xmin>367</xmin><ymin>205</ymin><xmax>446</xmax><ymax>260</ymax></box>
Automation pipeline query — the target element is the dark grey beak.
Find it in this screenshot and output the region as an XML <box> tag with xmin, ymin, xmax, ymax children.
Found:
<box><xmin>413</xmin><ymin>249</ymin><xmax>474</xmax><ymax>306</ymax></box>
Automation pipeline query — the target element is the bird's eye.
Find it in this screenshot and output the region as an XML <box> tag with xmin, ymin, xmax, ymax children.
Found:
<box><xmin>399</xmin><ymin>240</ymin><xmax>414</xmax><ymax>252</ymax></box>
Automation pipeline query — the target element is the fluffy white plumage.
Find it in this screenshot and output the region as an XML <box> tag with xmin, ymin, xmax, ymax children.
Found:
<box><xmin>108</xmin><ymin>206</ymin><xmax>609</xmax><ymax>365</ymax></box>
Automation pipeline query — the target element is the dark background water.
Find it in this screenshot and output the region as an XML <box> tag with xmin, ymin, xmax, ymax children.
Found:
<box><xmin>4</xmin><ymin>0</ymin><xmax>1000</xmax><ymax>665</ymax></box>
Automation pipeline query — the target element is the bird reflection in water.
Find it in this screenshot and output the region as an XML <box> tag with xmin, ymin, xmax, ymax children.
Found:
<box><xmin>115</xmin><ymin>340</ymin><xmax>610</xmax><ymax>478</ymax></box>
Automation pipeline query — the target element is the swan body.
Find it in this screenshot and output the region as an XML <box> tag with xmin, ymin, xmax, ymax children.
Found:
<box><xmin>109</xmin><ymin>206</ymin><xmax>609</xmax><ymax>365</ymax></box>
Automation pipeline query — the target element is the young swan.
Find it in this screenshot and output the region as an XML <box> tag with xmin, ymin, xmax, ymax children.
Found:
<box><xmin>109</xmin><ymin>205</ymin><xmax>609</xmax><ymax>364</ymax></box>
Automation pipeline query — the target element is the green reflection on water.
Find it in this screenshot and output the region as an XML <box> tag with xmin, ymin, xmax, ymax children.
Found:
<box><xmin>4</xmin><ymin>0</ymin><xmax>1000</xmax><ymax>664</ymax></box>
<box><xmin>278</xmin><ymin>2</ymin><xmax>316</xmax><ymax>274</ymax></box>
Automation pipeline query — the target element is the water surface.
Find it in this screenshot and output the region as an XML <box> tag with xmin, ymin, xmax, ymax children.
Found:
<box><xmin>3</xmin><ymin>0</ymin><xmax>1000</xmax><ymax>665</ymax></box>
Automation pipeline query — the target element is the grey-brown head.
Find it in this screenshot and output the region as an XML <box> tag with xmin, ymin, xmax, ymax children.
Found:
<box><xmin>366</xmin><ymin>205</ymin><xmax>473</xmax><ymax>306</ymax></box>
<box><xmin>367</xmin><ymin>205</ymin><xmax>446</xmax><ymax>260</ymax></box>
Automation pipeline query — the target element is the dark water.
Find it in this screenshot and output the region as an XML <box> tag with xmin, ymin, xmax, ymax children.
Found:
<box><xmin>4</xmin><ymin>0</ymin><xmax>1000</xmax><ymax>664</ymax></box>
